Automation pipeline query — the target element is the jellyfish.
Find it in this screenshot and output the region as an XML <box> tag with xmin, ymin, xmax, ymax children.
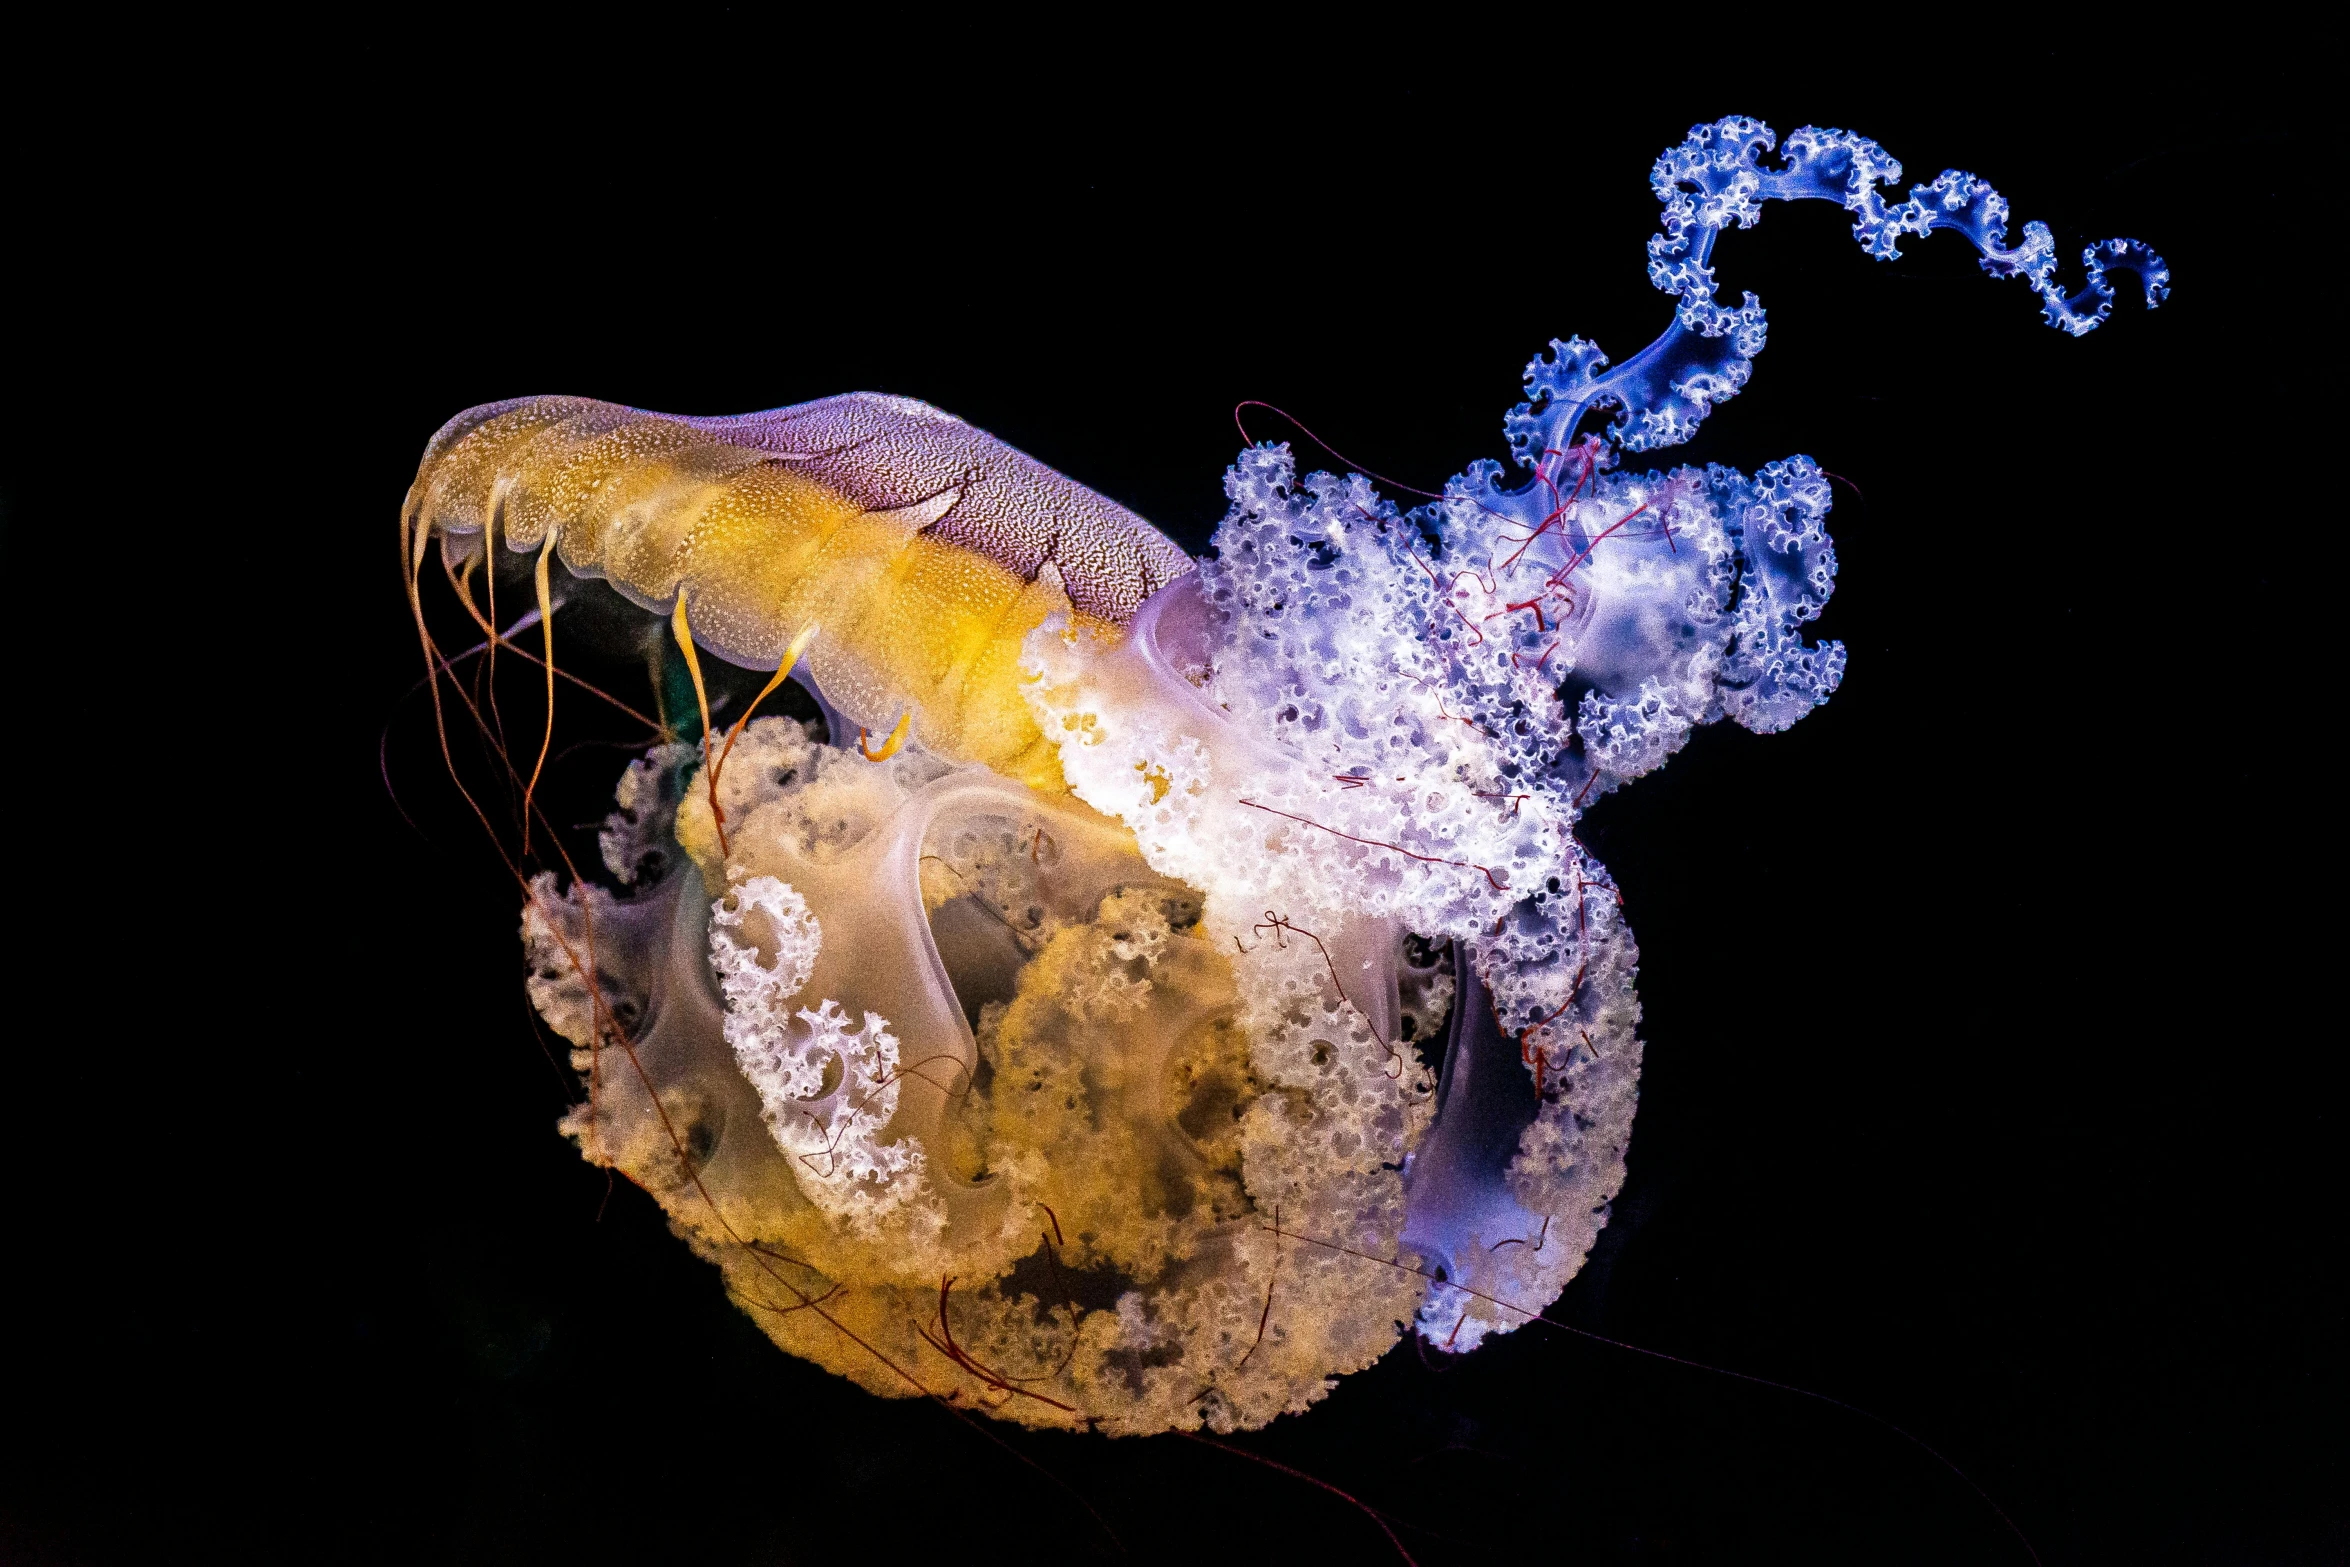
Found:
<box><xmin>400</xmin><ymin>117</ymin><xmax>2165</xmax><ymax>1435</ymax></box>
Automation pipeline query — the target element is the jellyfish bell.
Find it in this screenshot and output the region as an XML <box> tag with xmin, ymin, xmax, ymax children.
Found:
<box><xmin>421</xmin><ymin>391</ymin><xmax>1428</xmax><ymax>1431</ymax></box>
<box><xmin>403</xmin><ymin>117</ymin><xmax>2165</xmax><ymax>1433</ymax></box>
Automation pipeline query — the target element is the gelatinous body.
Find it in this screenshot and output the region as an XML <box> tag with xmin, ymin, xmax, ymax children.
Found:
<box><xmin>408</xmin><ymin>392</ymin><xmax>1191</xmax><ymax>790</ymax></box>
<box><xmin>405</xmin><ymin>118</ymin><xmax>2164</xmax><ymax>1432</ymax></box>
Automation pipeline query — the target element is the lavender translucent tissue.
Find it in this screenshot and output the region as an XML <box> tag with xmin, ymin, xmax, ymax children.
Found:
<box><xmin>515</xmin><ymin>116</ymin><xmax>2165</xmax><ymax>1423</ymax></box>
<box><xmin>1044</xmin><ymin>117</ymin><xmax>2167</xmax><ymax>1349</ymax></box>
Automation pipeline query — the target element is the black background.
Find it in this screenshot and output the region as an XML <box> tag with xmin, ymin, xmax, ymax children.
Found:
<box><xmin>6</xmin><ymin>31</ymin><xmax>2336</xmax><ymax>1567</ymax></box>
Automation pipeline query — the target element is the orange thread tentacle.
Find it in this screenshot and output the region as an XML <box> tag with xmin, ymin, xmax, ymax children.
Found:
<box><xmin>435</xmin><ymin>546</ymin><xmax>660</xmax><ymax>730</ymax></box>
<box><xmin>670</xmin><ymin>597</ymin><xmax>728</xmax><ymax>857</ymax></box>
<box><xmin>860</xmin><ymin>709</ymin><xmax>913</xmax><ymax>762</ymax></box>
<box><xmin>520</xmin><ymin>529</ymin><xmax>560</xmax><ymax>854</ymax></box>
<box><xmin>1236</xmin><ymin>1205</ymin><xmax>1282</xmax><ymax>1370</ymax></box>
<box><xmin>403</xmin><ymin>505</ymin><xmax>1129</xmax><ymax>1556</ymax></box>
<box><xmin>1237</xmin><ymin>798</ymin><xmax>1510</xmax><ymax>892</ymax></box>
<box><xmin>1174</xmin><ymin>1430</ymin><xmax>1420</xmax><ymax>1567</ymax></box>
<box><xmin>711</xmin><ymin>622</ymin><xmax>817</xmax><ymax>804</ymax></box>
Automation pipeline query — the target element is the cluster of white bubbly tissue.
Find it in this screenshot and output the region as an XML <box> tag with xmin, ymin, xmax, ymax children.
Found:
<box><xmin>520</xmin><ymin>428</ymin><xmax>1842</xmax><ymax>1433</ymax></box>
<box><xmin>510</xmin><ymin>116</ymin><xmax>2166</xmax><ymax>1434</ymax></box>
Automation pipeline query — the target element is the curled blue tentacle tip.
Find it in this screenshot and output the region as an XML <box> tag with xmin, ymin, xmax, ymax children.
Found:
<box><xmin>2042</xmin><ymin>236</ymin><xmax>2173</xmax><ymax>336</ymax></box>
<box><xmin>1515</xmin><ymin>120</ymin><xmax>2172</xmax><ymax>468</ymax></box>
<box><xmin>1503</xmin><ymin>337</ymin><xmax>1610</xmax><ymax>472</ymax></box>
<box><xmin>1209</xmin><ymin>116</ymin><xmax>2168</xmax><ymax>1352</ymax></box>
